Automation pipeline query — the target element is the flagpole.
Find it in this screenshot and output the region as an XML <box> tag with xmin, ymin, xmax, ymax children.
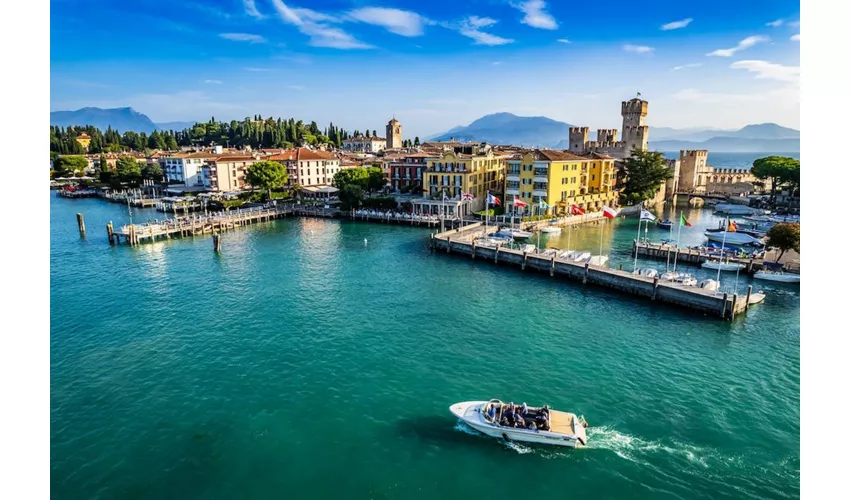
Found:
<box><xmin>673</xmin><ymin>209</ymin><xmax>683</xmax><ymax>273</ymax></box>
<box><xmin>633</xmin><ymin>204</ymin><xmax>642</xmax><ymax>272</ymax></box>
<box><xmin>599</xmin><ymin>217</ymin><xmax>604</xmax><ymax>259</ymax></box>
<box><xmin>485</xmin><ymin>190</ymin><xmax>489</xmax><ymax>235</ymax></box>
<box><xmin>716</xmin><ymin>215</ymin><xmax>728</xmax><ymax>288</ymax></box>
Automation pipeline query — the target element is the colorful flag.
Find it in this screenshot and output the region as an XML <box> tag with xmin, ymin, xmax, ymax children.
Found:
<box><xmin>602</xmin><ymin>206</ymin><xmax>618</xmax><ymax>219</ymax></box>
<box><xmin>727</xmin><ymin>221</ymin><xmax>738</xmax><ymax>232</ymax></box>
<box><xmin>461</xmin><ymin>192</ymin><xmax>474</xmax><ymax>200</ymax></box>
<box><xmin>486</xmin><ymin>193</ymin><xmax>501</xmax><ymax>206</ymax></box>
<box><xmin>513</xmin><ymin>195</ymin><xmax>528</xmax><ymax>208</ymax></box>
<box><xmin>680</xmin><ymin>213</ymin><xmax>692</xmax><ymax>227</ymax></box>
<box><xmin>442</xmin><ymin>192</ymin><xmax>449</xmax><ymax>202</ymax></box>
<box><xmin>540</xmin><ymin>200</ymin><xmax>551</xmax><ymax>210</ymax></box>
<box><xmin>571</xmin><ymin>204</ymin><xmax>585</xmax><ymax>215</ymax></box>
<box><xmin>640</xmin><ymin>209</ymin><xmax>657</xmax><ymax>221</ymax></box>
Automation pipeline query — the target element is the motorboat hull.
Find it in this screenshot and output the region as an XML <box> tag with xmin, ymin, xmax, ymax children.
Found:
<box><xmin>450</xmin><ymin>401</ymin><xmax>586</xmax><ymax>448</ymax></box>
<box><xmin>704</xmin><ymin>231</ymin><xmax>764</xmax><ymax>246</ymax></box>
<box><xmin>754</xmin><ymin>271</ymin><xmax>800</xmax><ymax>283</ymax></box>
<box><xmin>702</xmin><ymin>261</ymin><xmax>745</xmax><ymax>271</ymax></box>
<box><xmin>540</xmin><ymin>227</ymin><xmax>562</xmax><ymax>234</ymax></box>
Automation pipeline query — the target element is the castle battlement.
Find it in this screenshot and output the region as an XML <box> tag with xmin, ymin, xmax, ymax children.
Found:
<box><xmin>621</xmin><ymin>99</ymin><xmax>648</xmax><ymax>116</ymax></box>
<box><xmin>682</xmin><ymin>149</ymin><xmax>709</xmax><ymax>157</ymax></box>
<box><xmin>567</xmin><ymin>97</ymin><xmax>649</xmax><ymax>159</ymax></box>
<box><xmin>569</xmin><ymin>126</ymin><xmax>590</xmax><ymax>134</ymax></box>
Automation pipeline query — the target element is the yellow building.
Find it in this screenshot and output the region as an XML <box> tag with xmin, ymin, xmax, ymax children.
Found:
<box><xmin>422</xmin><ymin>150</ymin><xmax>507</xmax><ymax>212</ymax></box>
<box><xmin>505</xmin><ymin>150</ymin><xmax>618</xmax><ymax>216</ymax></box>
<box><xmin>76</xmin><ymin>133</ymin><xmax>91</xmax><ymax>150</ymax></box>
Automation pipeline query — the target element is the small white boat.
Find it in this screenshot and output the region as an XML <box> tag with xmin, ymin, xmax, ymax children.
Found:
<box><xmin>702</xmin><ymin>260</ymin><xmax>746</xmax><ymax>271</ymax></box>
<box><xmin>496</xmin><ymin>228</ymin><xmax>533</xmax><ymax>240</ymax></box>
<box><xmin>519</xmin><ymin>244</ymin><xmax>537</xmax><ymax>253</ymax></box>
<box><xmin>704</xmin><ymin>231</ymin><xmax>764</xmax><ymax>246</ymax></box>
<box><xmin>714</xmin><ymin>204</ymin><xmax>763</xmax><ymax>216</ymax></box>
<box><xmin>450</xmin><ymin>399</ymin><xmax>588</xmax><ymax>448</ymax></box>
<box><xmin>753</xmin><ymin>270</ymin><xmax>800</xmax><ymax>283</ymax></box>
<box><xmin>634</xmin><ymin>268</ymin><xmax>658</xmax><ymax>278</ymax></box>
<box><xmin>540</xmin><ymin>248</ymin><xmax>560</xmax><ymax>257</ymax></box>
<box><xmin>572</xmin><ymin>251</ymin><xmax>592</xmax><ymax>263</ymax></box>
<box><xmin>699</xmin><ymin>279</ymin><xmax>720</xmax><ymax>291</ymax></box>
<box><xmin>660</xmin><ymin>272</ymin><xmax>697</xmax><ymax>286</ymax></box>
<box><xmin>540</xmin><ymin>226</ymin><xmax>562</xmax><ymax>234</ymax></box>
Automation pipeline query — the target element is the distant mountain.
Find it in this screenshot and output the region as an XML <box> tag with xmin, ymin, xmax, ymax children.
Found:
<box><xmin>651</xmin><ymin>137</ymin><xmax>800</xmax><ymax>153</ymax></box>
<box><xmin>650</xmin><ymin>123</ymin><xmax>798</xmax><ymax>142</ymax></box>
<box><xmin>428</xmin><ymin>112</ymin><xmax>573</xmax><ymax>147</ymax></box>
<box><xmin>155</xmin><ymin>121</ymin><xmax>198</xmax><ymax>131</ymax></box>
<box><xmin>650</xmin><ymin>126</ymin><xmax>734</xmax><ymax>142</ymax></box>
<box><xmin>50</xmin><ymin>107</ymin><xmax>159</xmax><ymax>133</ymax></box>
<box><xmin>731</xmin><ymin>123</ymin><xmax>799</xmax><ymax>140</ymax></box>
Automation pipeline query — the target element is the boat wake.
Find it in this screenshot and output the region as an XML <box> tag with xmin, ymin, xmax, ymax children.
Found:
<box><xmin>586</xmin><ymin>426</ymin><xmax>709</xmax><ymax>466</ymax></box>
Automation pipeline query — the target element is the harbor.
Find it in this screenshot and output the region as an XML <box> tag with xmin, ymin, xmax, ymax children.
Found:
<box><xmin>430</xmin><ymin>222</ymin><xmax>763</xmax><ymax>320</ymax></box>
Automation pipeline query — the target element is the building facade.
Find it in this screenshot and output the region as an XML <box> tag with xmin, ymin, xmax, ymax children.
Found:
<box><xmin>342</xmin><ymin>136</ymin><xmax>386</xmax><ymax>153</ymax></box>
<box><xmin>677</xmin><ymin>150</ymin><xmax>712</xmax><ymax>192</ymax></box>
<box><xmin>505</xmin><ymin>150</ymin><xmax>618</xmax><ymax>216</ymax></box>
<box><xmin>203</xmin><ymin>156</ymin><xmax>256</xmax><ymax>192</ymax></box>
<box><xmin>389</xmin><ymin>152</ymin><xmax>434</xmax><ymax>191</ymax></box>
<box><xmin>268</xmin><ymin>148</ymin><xmax>341</xmax><ymax>187</ymax></box>
<box><xmin>568</xmin><ymin>98</ymin><xmax>650</xmax><ymax>159</ymax></box>
<box><xmin>422</xmin><ymin>150</ymin><xmax>507</xmax><ymax>212</ymax></box>
<box><xmin>386</xmin><ymin>118</ymin><xmax>402</xmax><ymax>149</ymax></box>
<box><xmin>76</xmin><ymin>133</ymin><xmax>91</xmax><ymax>150</ymax></box>
<box><xmin>159</xmin><ymin>152</ymin><xmax>217</xmax><ymax>187</ymax></box>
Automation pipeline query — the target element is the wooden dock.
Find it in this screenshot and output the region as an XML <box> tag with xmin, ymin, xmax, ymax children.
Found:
<box><xmin>432</xmin><ymin>224</ymin><xmax>763</xmax><ymax>320</ymax></box>
<box><xmin>633</xmin><ymin>241</ymin><xmax>765</xmax><ymax>272</ymax></box>
<box><xmin>114</xmin><ymin>206</ymin><xmax>291</xmax><ymax>245</ymax></box>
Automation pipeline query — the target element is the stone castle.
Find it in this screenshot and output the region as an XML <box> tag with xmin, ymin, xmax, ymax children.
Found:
<box><xmin>568</xmin><ymin>98</ymin><xmax>649</xmax><ymax>159</ymax></box>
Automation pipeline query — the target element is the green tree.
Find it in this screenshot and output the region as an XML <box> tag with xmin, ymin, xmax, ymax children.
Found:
<box><xmin>366</xmin><ymin>166</ymin><xmax>385</xmax><ymax>192</ymax></box>
<box><xmin>245</xmin><ymin>160</ymin><xmax>288</xmax><ymax>199</ymax></box>
<box><xmin>165</xmin><ymin>135</ymin><xmax>178</xmax><ymax>151</ymax></box>
<box><xmin>338</xmin><ymin>184</ymin><xmax>364</xmax><ymax>210</ymax></box>
<box><xmin>619</xmin><ymin>148</ymin><xmax>673</xmax><ymax>205</ymax></box>
<box><xmin>141</xmin><ymin>162</ymin><xmax>164</xmax><ymax>182</ymax></box>
<box><xmin>333</xmin><ymin>167</ymin><xmax>369</xmax><ymax>190</ymax></box>
<box><xmin>53</xmin><ymin>155</ymin><xmax>89</xmax><ymax>177</ymax></box>
<box><xmin>414</xmin><ymin>136</ymin><xmax>420</xmax><ymax>147</ymax></box>
<box><xmin>765</xmin><ymin>223</ymin><xmax>800</xmax><ymax>262</ymax></box>
<box><xmin>751</xmin><ymin>156</ymin><xmax>800</xmax><ymax>205</ymax></box>
<box><xmin>115</xmin><ymin>156</ymin><xmax>142</xmax><ymax>184</ymax></box>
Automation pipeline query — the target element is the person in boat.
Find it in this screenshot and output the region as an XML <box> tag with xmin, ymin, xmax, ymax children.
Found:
<box><xmin>528</xmin><ymin>421</ymin><xmax>538</xmax><ymax>431</ymax></box>
<box><xmin>520</xmin><ymin>402</ymin><xmax>528</xmax><ymax>417</ymax></box>
<box><xmin>504</xmin><ymin>404</ymin><xmax>516</xmax><ymax>425</ymax></box>
<box><xmin>487</xmin><ymin>404</ymin><xmax>496</xmax><ymax>422</ymax></box>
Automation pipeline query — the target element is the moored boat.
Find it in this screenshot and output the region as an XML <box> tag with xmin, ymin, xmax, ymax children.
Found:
<box><xmin>704</xmin><ymin>231</ymin><xmax>764</xmax><ymax>246</ymax></box>
<box><xmin>495</xmin><ymin>228</ymin><xmax>533</xmax><ymax>240</ymax></box>
<box><xmin>656</xmin><ymin>219</ymin><xmax>673</xmax><ymax>230</ymax></box>
<box><xmin>634</xmin><ymin>268</ymin><xmax>658</xmax><ymax>278</ymax></box>
<box><xmin>450</xmin><ymin>399</ymin><xmax>588</xmax><ymax>448</ymax></box>
<box><xmin>588</xmin><ymin>255</ymin><xmax>608</xmax><ymax>266</ymax></box>
<box><xmin>701</xmin><ymin>260</ymin><xmax>746</xmax><ymax>271</ymax></box>
<box><xmin>753</xmin><ymin>270</ymin><xmax>800</xmax><ymax>283</ymax></box>
<box><xmin>699</xmin><ymin>279</ymin><xmax>720</xmax><ymax>291</ymax></box>
<box><xmin>540</xmin><ymin>226</ymin><xmax>562</xmax><ymax>234</ymax></box>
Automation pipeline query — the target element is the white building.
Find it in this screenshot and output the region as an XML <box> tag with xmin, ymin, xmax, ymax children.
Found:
<box><xmin>159</xmin><ymin>152</ymin><xmax>217</xmax><ymax>187</ymax></box>
<box><xmin>268</xmin><ymin>148</ymin><xmax>341</xmax><ymax>187</ymax></box>
<box><xmin>342</xmin><ymin>136</ymin><xmax>386</xmax><ymax>154</ymax></box>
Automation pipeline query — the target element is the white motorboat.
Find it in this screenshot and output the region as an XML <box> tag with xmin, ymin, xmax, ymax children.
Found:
<box><xmin>753</xmin><ymin>270</ymin><xmax>800</xmax><ymax>283</ymax></box>
<box><xmin>540</xmin><ymin>248</ymin><xmax>560</xmax><ymax>257</ymax></box>
<box><xmin>660</xmin><ymin>272</ymin><xmax>697</xmax><ymax>286</ymax></box>
<box><xmin>714</xmin><ymin>204</ymin><xmax>763</xmax><ymax>216</ymax></box>
<box><xmin>704</xmin><ymin>231</ymin><xmax>764</xmax><ymax>246</ymax></box>
<box><xmin>450</xmin><ymin>400</ymin><xmax>588</xmax><ymax>448</ymax></box>
<box><xmin>634</xmin><ymin>268</ymin><xmax>658</xmax><ymax>278</ymax></box>
<box><xmin>519</xmin><ymin>244</ymin><xmax>537</xmax><ymax>253</ymax></box>
<box><xmin>540</xmin><ymin>226</ymin><xmax>562</xmax><ymax>234</ymax></box>
<box><xmin>702</xmin><ymin>259</ymin><xmax>746</xmax><ymax>271</ymax></box>
<box><xmin>496</xmin><ymin>228</ymin><xmax>533</xmax><ymax>240</ymax></box>
<box><xmin>572</xmin><ymin>252</ymin><xmax>592</xmax><ymax>263</ymax></box>
<box><xmin>699</xmin><ymin>279</ymin><xmax>720</xmax><ymax>291</ymax></box>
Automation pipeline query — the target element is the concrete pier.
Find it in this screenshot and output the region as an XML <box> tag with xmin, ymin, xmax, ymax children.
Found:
<box><xmin>432</xmin><ymin>223</ymin><xmax>756</xmax><ymax>320</ymax></box>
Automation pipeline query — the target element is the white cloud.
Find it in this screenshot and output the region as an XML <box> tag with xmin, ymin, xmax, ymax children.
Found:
<box><xmin>661</xmin><ymin>18</ymin><xmax>693</xmax><ymax>30</ymax></box>
<box><xmin>623</xmin><ymin>44</ymin><xmax>654</xmax><ymax>54</ymax></box>
<box><xmin>791</xmin><ymin>33</ymin><xmax>800</xmax><ymax>41</ymax></box>
<box><xmin>492</xmin><ymin>61</ymin><xmax>502</xmax><ymax>66</ymax></box>
<box><xmin>454</xmin><ymin>16</ymin><xmax>514</xmax><ymax>46</ymax></box>
<box><xmin>557</xmin><ymin>38</ymin><xmax>571</xmax><ymax>44</ymax></box>
<box><xmin>511</xmin><ymin>1</ymin><xmax>558</xmax><ymax>30</ymax></box>
<box><xmin>270</xmin><ymin>0</ymin><xmax>372</xmax><ymax>49</ymax></box>
<box><xmin>203</xmin><ymin>79</ymin><xmax>223</xmax><ymax>84</ymax></box>
<box><xmin>766</xmin><ymin>19</ymin><xmax>783</xmax><ymax>27</ymax></box>
<box><xmin>346</xmin><ymin>7</ymin><xmax>429</xmax><ymax>37</ymax></box>
<box><xmin>706</xmin><ymin>35</ymin><xmax>769</xmax><ymax>57</ymax></box>
<box><xmin>219</xmin><ymin>33</ymin><xmax>267</xmax><ymax>43</ymax></box>
<box><xmin>243</xmin><ymin>0</ymin><xmax>264</xmax><ymax>19</ymax></box>
<box><xmin>788</xmin><ymin>20</ymin><xmax>800</xmax><ymax>27</ymax></box>
<box><xmin>672</xmin><ymin>63</ymin><xmax>702</xmax><ymax>70</ymax></box>
<box><xmin>673</xmin><ymin>88</ymin><xmax>763</xmax><ymax>103</ymax></box>
<box><xmin>730</xmin><ymin>60</ymin><xmax>800</xmax><ymax>84</ymax></box>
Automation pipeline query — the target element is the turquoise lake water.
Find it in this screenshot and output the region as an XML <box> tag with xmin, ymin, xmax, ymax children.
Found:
<box><xmin>51</xmin><ymin>194</ymin><xmax>800</xmax><ymax>499</ymax></box>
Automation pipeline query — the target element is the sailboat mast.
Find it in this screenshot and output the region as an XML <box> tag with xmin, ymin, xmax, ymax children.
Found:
<box><xmin>673</xmin><ymin>209</ymin><xmax>683</xmax><ymax>273</ymax></box>
<box><xmin>717</xmin><ymin>216</ymin><xmax>728</xmax><ymax>287</ymax></box>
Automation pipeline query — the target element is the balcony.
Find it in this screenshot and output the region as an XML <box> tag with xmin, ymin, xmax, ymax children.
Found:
<box><xmin>505</xmin><ymin>187</ymin><xmax>520</xmax><ymax>196</ymax></box>
<box><xmin>507</xmin><ymin>174</ymin><xmax>520</xmax><ymax>182</ymax></box>
<box><xmin>533</xmin><ymin>175</ymin><xmax>548</xmax><ymax>183</ymax></box>
<box><xmin>532</xmin><ymin>189</ymin><xmax>548</xmax><ymax>197</ymax></box>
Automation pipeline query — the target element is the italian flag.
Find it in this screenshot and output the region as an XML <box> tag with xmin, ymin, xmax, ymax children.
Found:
<box><xmin>680</xmin><ymin>213</ymin><xmax>692</xmax><ymax>227</ymax></box>
<box><xmin>602</xmin><ymin>206</ymin><xmax>618</xmax><ymax>219</ymax></box>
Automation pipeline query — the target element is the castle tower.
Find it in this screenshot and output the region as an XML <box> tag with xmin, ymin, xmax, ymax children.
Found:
<box><xmin>568</xmin><ymin>127</ymin><xmax>589</xmax><ymax>153</ymax></box>
<box><xmin>386</xmin><ymin>117</ymin><xmax>402</xmax><ymax>149</ymax></box>
<box><xmin>621</xmin><ymin>98</ymin><xmax>649</xmax><ymax>154</ymax></box>
<box><xmin>596</xmin><ymin>129</ymin><xmax>618</xmax><ymax>144</ymax></box>
<box><xmin>678</xmin><ymin>149</ymin><xmax>710</xmax><ymax>193</ymax></box>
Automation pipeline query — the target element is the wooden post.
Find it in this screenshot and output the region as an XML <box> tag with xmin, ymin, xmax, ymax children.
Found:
<box><xmin>745</xmin><ymin>285</ymin><xmax>753</xmax><ymax>312</ymax></box>
<box><xmin>106</xmin><ymin>221</ymin><xmax>114</xmax><ymax>245</ymax></box>
<box><xmin>522</xmin><ymin>252</ymin><xmax>528</xmax><ymax>271</ymax></box>
<box><xmin>213</xmin><ymin>233</ymin><xmax>222</xmax><ymax>252</ymax></box>
<box><xmin>550</xmin><ymin>256</ymin><xmax>556</xmax><ymax>277</ymax></box>
<box><xmin>471</xmin><ymin>242</ymin><xmax>476</xmax><ymax>259</ymax></box>
<box><xmin>747</xmin><ymin>258</ymin><xmax>754</xmax><ymax>273</ymax></box>
<box><xmin>619</xmin><ymin>264</ymin><xmax>623</xmax><ymax>271</ymax></box>
<box><xmin>652</xmin><ymin>276</ymin><xmax>659</xmax><ymax>300</ymax></box>
<box><xmin>446</xmin><ymin>237</ymin><xmax>451</xmax><ymax>253</ymax></box>
<box><xmin>494</xmin><ymin>246</ymin><xmax>499</xmax><ymax>264</ymax></box>
<box><xmin>583</xmin><ymin>262</ymin><xmax>590</xmax><ymax>284</ymax></box>
<box><xmin>731</xmin><ymin>293</ymin><xmax>739</xmax><ymax>319</ymax></box>
<box><xmin>76</xmin><ymin>213</ymin><xmax>86</xmax><ymax>234</ymax></box>
<box><xmin>721</xmin><ymin>292</ymin><xmax>729</xmax><ymax>319</ymax></box>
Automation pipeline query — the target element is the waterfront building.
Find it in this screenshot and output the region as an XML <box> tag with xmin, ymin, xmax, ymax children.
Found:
<box><xmin>268</xmin><ymin>148</ymin><xmax>341</xmax><ymax>188</ymax></box>
<box><xmin>386</xmin><ymin>118</ymin><xmax>402</xmax><ymax>149</ymax></box>
<box><xmin>203</xmin><ymin>156</ymin><xmax>256</xmax><ymax>192</ymax></box>
<box><xmin>422</xmin><ymin>149</ymin><xmax>507</xmax><ymax>212</ymax></box>
<box><xmin>505</xmin><ymin>150</ymin><xmax>618</xmax><ymax>216</ymax></box>
<box><xmin>159</xmin><ymin>152</ymin><xmax>218</xmax><ymax>187</ymax></box>
<box><xmin>568</xmin><ymin>98</ymin><xmax>649</xmax><ymax>159</ymax></box>
<box><xmin>342</xmin><ymin>135</ymin><xmax>386</xmax><ymax>153</ymax></box>
<box><xmin>389</xmin><ymin>152</ymin><xmax>435</xmax><ymax>191</ymax></box>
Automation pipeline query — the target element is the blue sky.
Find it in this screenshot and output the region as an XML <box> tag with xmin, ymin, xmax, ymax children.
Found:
<box><xmin>50</xmin><ymin>0</ymin><xmax>800</xmax><ymax>138</ymax></box>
